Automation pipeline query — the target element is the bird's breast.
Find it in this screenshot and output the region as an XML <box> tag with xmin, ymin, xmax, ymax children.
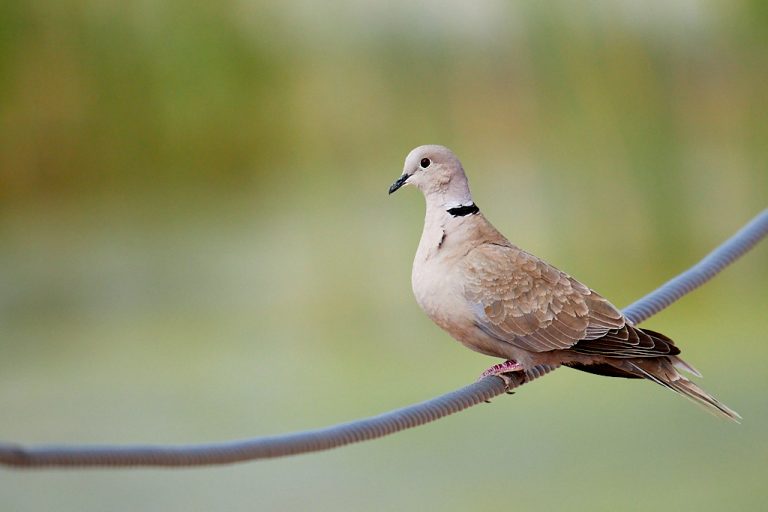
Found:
<box><xmin>412</xmin><ymin>245</ymin><xmax>470</xmax><ymax>333</ymax></box>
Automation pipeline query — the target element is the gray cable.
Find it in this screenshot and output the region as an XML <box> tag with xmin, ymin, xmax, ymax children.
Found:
<box><xmin>0</xmin><ymin>366</ymin><xmax>555</xmax><ymax>469</ymax></box>
<box><xmin>623</xmin><ymin>209</ymin><xmax>768</xmax><ymax>325</ymax></box>
<box><xmin>1</xmin><ymin>209</ymin><xmax>766</xmax><ymax>469</ymax></box>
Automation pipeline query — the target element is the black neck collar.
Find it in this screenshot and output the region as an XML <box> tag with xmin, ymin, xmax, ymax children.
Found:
<box><xmin>446</xmin><ymin>203</ymin><xmax>479</xmax><ymax>217</ymax></box>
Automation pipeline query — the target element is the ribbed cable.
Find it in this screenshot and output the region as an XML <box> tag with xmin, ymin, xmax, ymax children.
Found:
<box><xmin>1</xmin><ymin>209</ymin><xmax>765</xmax><ymax>468</ymax></box>
<box><xmin>623</xmin><ymin>209</ymin><xmax>768</xmax><ymax>324</ymax></box>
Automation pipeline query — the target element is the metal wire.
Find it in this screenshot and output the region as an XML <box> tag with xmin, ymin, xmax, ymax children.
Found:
<box><xmin>623</xmin><ymin>209</ymin><xmax>768</xmax><ymax>324</ymax></box>
<box><xmin>1</xmin><ymin>209</ymin><xmax>766</xmax><ymax>469</ymax></box>
<box><xmin>0</xmin><ymin>366</ymin><xmax>556</xmax><ymax>468</ymax></box>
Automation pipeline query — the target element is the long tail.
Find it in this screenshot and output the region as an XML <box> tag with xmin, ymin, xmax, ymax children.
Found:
<box><xmin>629</xmin><ymin>358</ymin><xmax>741</xmax><ymax>422</ymax></box>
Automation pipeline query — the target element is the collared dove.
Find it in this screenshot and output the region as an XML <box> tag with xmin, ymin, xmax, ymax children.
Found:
<box><xmin>389</xmin><ymin>144</ymin><xmax>739</xmax><ymax>421</ymax></box>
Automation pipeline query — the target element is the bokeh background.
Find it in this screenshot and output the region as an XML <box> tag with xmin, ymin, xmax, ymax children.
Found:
<box><xmin>1</xmin><ymin>1</ymin><xmax>766</xmax><ymax>510</ymax></box>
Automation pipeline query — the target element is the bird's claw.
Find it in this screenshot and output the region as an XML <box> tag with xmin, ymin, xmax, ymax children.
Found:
<box><xmin>478</xmin><ymin>360</ymin><xmax>524</xmax><ymax>391</ymax></box>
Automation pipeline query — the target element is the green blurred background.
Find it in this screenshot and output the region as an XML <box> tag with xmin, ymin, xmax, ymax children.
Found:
<box><xmin>1</xmin><ymin>1</ymin><xmax>766</xmax><ymax>510</ymax></box>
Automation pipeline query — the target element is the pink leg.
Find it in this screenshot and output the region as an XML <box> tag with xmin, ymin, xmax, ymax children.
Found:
<box><xmin>479</xmin><ymin>359</ymin><xmax>523</xmax><ymax>381</ymax></box>
<box><xmin>478</xmin><ymin>360</ymin><xmax>525</xmax><ymax>398</ymax></box>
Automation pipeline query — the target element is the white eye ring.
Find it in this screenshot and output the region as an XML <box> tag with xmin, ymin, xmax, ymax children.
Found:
<box><xmin>420</xmin><ymin>158</ymin><xmax>431</xmax><ymax>168</ymax></box>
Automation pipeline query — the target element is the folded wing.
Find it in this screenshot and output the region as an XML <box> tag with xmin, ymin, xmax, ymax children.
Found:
<box><xmin>463</xmin><ymin>243</ymin><xmax>678</xmax><ymax>358</ymax></box>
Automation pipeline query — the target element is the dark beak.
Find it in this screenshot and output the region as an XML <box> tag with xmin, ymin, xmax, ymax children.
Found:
<box><xmin>388</xmin><ymin>173</ymin><xmax>410</xmax><ymax>194</ymax></box>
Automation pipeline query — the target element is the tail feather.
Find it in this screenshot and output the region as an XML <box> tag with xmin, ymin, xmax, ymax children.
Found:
<box><xmin>666</xmin><ymin>378</ymin><xmax>742</xmax><ymax>422</ymax></box>
<box><xmin>628</xmin><ymin>361</ymin><xmax>741</xmax><ymax>423</ymax></box>
<box><xmin>670</xmin><ymin>356</ymin><xmax>702</xmax><ymax>378</ymax></box>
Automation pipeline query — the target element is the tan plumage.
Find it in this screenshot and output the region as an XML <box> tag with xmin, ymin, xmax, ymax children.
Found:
<box><xmin>390</xmin><ymin>144</ymin><xmax>739</xmax><ymax>421</ymax></box>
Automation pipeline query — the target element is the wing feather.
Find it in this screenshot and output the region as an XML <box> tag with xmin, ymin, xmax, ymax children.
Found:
<box><xmin>463</xmin><ymin>243</ymin><xmax>614</xmax><ymax>352</ymax></box>
<box><xmin>462</xmin><ymin>243</ymin><xmax>676</xmax><ymax>358</ymax></box>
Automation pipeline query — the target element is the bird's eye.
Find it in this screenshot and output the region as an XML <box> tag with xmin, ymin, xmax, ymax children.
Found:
<box><xmin>420</xmin><ymin>158</ymin><xmax>431</xmax><ymax>168</ymax></box>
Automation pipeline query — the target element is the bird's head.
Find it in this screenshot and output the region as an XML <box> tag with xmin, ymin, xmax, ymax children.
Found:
<box><xmin>388</xmin><ymin>145</ymin><xmax>473</xmax><ymax>209</ymax></box>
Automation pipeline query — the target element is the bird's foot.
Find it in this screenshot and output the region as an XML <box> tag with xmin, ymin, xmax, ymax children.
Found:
<box><xmin>478</xmin><ymin>360</ymin><xmax>524</xmax><ymax>390</ymax></box>
<box><xmin>480</xmin><ymin>359</ymin><xmax>524</xmax><ymax>378</ymax></box>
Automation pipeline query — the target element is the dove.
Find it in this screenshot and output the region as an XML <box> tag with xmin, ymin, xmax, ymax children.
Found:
<box><xmin>389</xmin><ymin>144</ymin><xmax>739</xmax><ymax>421</ymax></box>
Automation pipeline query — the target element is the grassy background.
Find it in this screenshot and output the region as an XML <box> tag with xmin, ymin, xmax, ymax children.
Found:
<box><xmin>1</xmin><ymin>1</ymin><xmax>766</xmax><ymax>510</ymax></box>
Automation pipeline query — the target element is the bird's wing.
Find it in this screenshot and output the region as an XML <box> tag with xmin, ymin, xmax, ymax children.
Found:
<box><xmin>461</xmin><ymin>243</ymin><xmax>628</xmax><ymax>353</ymax></box>
<box><xmin>571</xmin><ymin>326</ymin><xmax>679</xmax><ymax>357</ymax></box>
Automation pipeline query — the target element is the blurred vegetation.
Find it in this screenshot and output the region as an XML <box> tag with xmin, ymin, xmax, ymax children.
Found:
<box><xmin>1</xmin><ymin>1</ymin><xmax>766</xmax><ymax>511</ymax></box>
